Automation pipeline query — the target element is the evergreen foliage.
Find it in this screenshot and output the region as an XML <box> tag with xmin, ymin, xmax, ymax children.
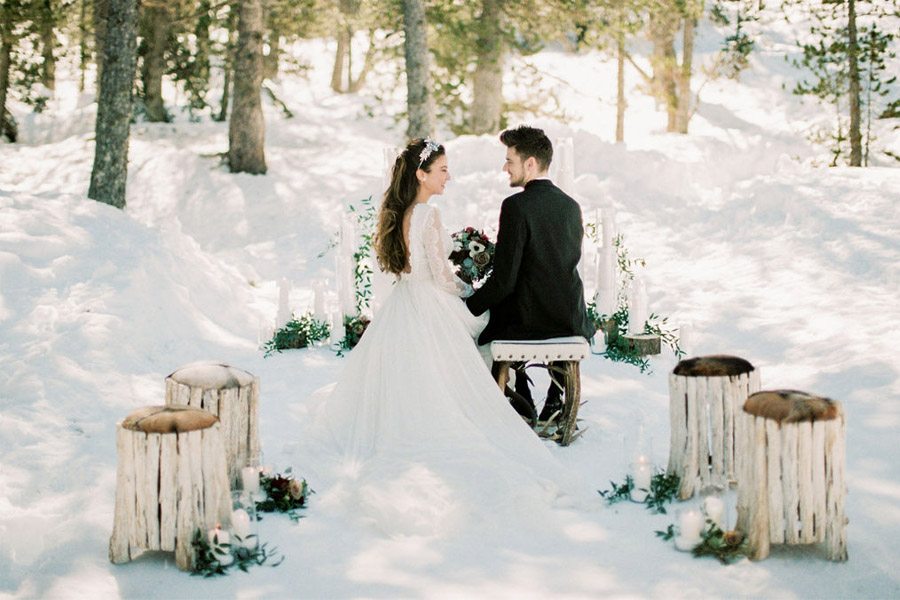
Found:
<box><xmin>788</xmin><ymin>0</ymin><xmax>897</xmax><ymax>166</ymax></box>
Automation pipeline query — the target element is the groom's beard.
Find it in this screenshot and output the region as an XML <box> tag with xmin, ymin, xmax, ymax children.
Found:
<box><xmin>508</xmin><ymin>174</ymin><xmax>526</xmax><ymax>187</ymax></box>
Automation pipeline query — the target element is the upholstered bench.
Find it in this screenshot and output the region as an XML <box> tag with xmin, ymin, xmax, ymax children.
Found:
<box><xmin>491</xmin><ymin>336</ymin><xmax>590</xmax><ymax>446</ymax></box>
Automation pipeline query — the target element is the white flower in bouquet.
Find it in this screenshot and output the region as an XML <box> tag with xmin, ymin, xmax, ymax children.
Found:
<box><xmin>468</xmin><ymin>241</ymin><xmax>486</xmax><ymax>255</ymax></box>
<box><xmin>453</xmin><ymin>240</ymin><xmax>463</xmax><ymax>252</ymax></box>
<box><xmin>288</xmin><ymin>479</ymin><xmax>305</xmax><ymax>500</ymax></box>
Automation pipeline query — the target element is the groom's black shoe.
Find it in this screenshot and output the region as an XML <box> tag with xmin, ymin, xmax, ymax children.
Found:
<box><xmin>505</xmin><ymin>386</ymin><xmax>538</xmax><ymax>426</ymax></box>
<box><xmin>538</xmin><ymin>397</ymin><xmax>564</xmax><ymax>422</ymax></box>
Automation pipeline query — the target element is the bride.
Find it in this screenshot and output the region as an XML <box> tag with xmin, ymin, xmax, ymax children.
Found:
<box><xmin>305</xmin><ymin>138</ymin><xmax>587</xmax><ymax>536</ymax></box>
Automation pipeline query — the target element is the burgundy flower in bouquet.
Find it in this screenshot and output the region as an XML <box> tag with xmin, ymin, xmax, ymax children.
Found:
<box><xmin>450</xmin><ymin>227</ymin><xmax>495</xmax><ymax>285</ymax></box>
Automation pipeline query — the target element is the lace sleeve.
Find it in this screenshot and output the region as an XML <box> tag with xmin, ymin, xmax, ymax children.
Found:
<box><xmin>422</xmin><ymin>206</ymin><xmax>473</xmax><ymax>297</ymax></box>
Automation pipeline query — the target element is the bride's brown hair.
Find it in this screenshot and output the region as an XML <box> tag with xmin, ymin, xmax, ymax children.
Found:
<box><xmin>374</xmin><ymin>138</ymin><xmax>445</xmax><ymax>275</ymax></box>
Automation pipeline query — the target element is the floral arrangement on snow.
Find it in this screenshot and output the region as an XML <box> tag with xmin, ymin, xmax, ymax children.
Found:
<box><xmin>450</xmin><ymin>228</ymin><xmax>495</xmax><ymax>285</ymax></box>
<box><xmin>256</xmin><ymin>467</ymin><xmax>313</xmax><ymax>522</ymax></box>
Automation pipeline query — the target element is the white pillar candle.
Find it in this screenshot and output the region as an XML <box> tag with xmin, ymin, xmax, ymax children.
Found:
<box><xmin>231</xmin><ymin>508</ymin><xmax>255</xmax><ymax>548</ymax></box>
<box><xmin>313</xmin><ymin>282</ymin><xmax>326</xmax><ymax>321</ymax></box>
<box><xmin>328</xmin><ymin>310</ymin><xmax>344</xmax><ymax>345</ymax></box>
<box><xmin>241</xmin><ymin>466</ymin><xmax>260</xmax><ymax>496</ymax></box>
<box><xmin>208</xmin><ymin>525</ymin><xmax>229</xmax><ymax>546</ymax></box>
<box><xmin>631</xmin><ymin>459</ymin><xmax>652</xmax><ymax>503</ymax></box>
<box><xmin>595</xmin><ymin>245</ymin><xmax>617</xmax><ymax>316</ymax></box>
<box><xmin>208</xmin><ymin>525</ymin><xmax>233</xmax><ymax>565</ymax></box>
<box><xmin>703</xmin><ymin>496</ymin><xmax>725</xmax><ymax>529</ymax></box>
<box><xmin>601</xmin><ymin>206</ymin><xmax>616</xmax><ymax>248</ymax></box>
<box><xmin>343</xmin><ymin>266</ymin><xmax>356</xmax><ymax>316</ymax></box>
<box><xmin>336</xmin><ymin>254</ymin><xmax>355</xmax><ymax>317</ymax></box>
<box><xmin>679</xmin><ymin>509</ymin><xmax>705</xmax><ymax>541</ymax></box>
<box><xmin>555</xmin><ymin>137</ymin><xmax>576</xmax><ymax>195</ymax></box>
<box><xmin>628</xmin><ymin>278</ymin><xmax>649</xmax><ymax>335</ymax></box>
<box><xmin>276</xmin><ymin>278</ymin><xmax>291</xmax><ymax>329</ymax></box>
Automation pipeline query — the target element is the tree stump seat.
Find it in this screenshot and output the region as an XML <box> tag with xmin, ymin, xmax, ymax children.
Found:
<box><xmin>109</xmin><ymin>406</ymin><xmax>232</xmax><ymax>571</ymax></box>
<box><xmin>668</xmin><ymin>355</ymin><xmax>761</xmax><ymax>499</ymax></box>
<box><xmin>736</xmin><ymin>390</ymin><xmax>847</xmax><ymax>561</ymax></box>
<box><xmin>165</xmin><ymin>361</ymin><xmax>260</xmax><ymax>487</ymax></box>
<box><xmin>491</xmin><ymin>336</ymin><xmax>590</xmax><ymax>446</ymax></box>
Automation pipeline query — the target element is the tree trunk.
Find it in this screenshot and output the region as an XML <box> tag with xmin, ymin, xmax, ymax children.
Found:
<box><xmin>615</xmin><ymin>33</ymin><xmax>626</xmax><ymax>143</ymax></box>
<box><xmin>347</xmin><ymin>31</ymin><xmax>376</xmax><ymax>93</ymax></box>
<box><xmin>215</xmin><ymin>7</ymin><xmax>237</xmax><ymax>122</ymax></box>
<box><xmin>263</xmin><ymin>27</ymin><xmax>280</xmax><ymax>80</ymax></box>
<box><xmin>228</xmin><ymin>0</ymin><xmax>266</xmax><ymax>174</ymax></box>
<box><xmin>345</xmin><ymin>24</ymin><xmax>353</xmax><ymax>90</ymax></box>
<box><xmin>93</xmin><ymin>0</ymin><xmax>109</xmax><ymax>90</ymax></box>
<box><xmin>39</xmin><ymin>0</ymin><xmax>56</xmax><ymax>91</ymax></box>
<box><xmin>675</xmin><ymin>16</ymin><xmax>695</xmax><ymax>133</ymax></box>
<box><xmin>847</xmin><ymin>0</ymin><xmax>861</xmax><ymax>166</ymax></box>
<box><xmin>79</xmin><ymin>0</ymin><xmax>88</xmax><ymax>91</ymax></box>
<box><xmin>192</xmin><ymin>0</ymin><xmax>211</xmax><ymax>110</ymax></box>
<box><xmin>88</xmin><ymin>0</ymin><xmax>140</xmax><ymax>209</ymax></box>
<box><xmin>648</xmin><ymin>8</ymin><xmax>678</xmax><ymax>132</ymax></box>
<box><xmin>140</xmin><ymin>2</ymin><xmax>169</xmax><ymax>122</ymax></box>
<box><xmin>402</xmin><ymin>0</ymin><xmax>433</xmax><ymax>138</ymax></box>
<box><xmin>330</xmin><ymin>28</ymin><xmax>348</xmax><ymax>93</ymax></box>
<box><xmin>0</xmin><ymin>4</ymin><xmax>14</xmax><ymax>142</ymax></box>
<box><xmin>470</xmin><ymin>0</ymin><xmax>504</xmax><ymax>135</ymax></box>
<box><xmin>331</xmin><ymin>30</ymin><xmax>347</xmax><ymax>92</ymax></box>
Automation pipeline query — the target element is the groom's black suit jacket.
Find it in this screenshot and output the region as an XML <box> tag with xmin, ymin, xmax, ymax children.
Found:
<box><xmin>466</xmin><ymin>179</ymin><xmax>596</xmax><ymax>346</ymax></box>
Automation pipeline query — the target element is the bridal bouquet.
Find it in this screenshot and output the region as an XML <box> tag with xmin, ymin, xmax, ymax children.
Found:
<box><xmin>450</xmin><ymin>228</ymin><xmax>495</xmax><ymax>284</ymax></box>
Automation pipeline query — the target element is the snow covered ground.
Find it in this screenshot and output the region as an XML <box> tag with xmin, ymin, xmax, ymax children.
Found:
<box><xmin>1</xmin><ymin>20</ymin><xmax>899</xmax><ymax>599</ymax></box>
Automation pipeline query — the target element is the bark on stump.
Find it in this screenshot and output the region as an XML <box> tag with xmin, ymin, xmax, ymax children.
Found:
<box><xmin>165</xmin><ymin>361</ymin><xmax>260</xmax><ymax>488</ymax></box>
<box><xmin>109</xmin><ymin>405</ymin><xmax>232</xmax><ymax>571</ymax></box>
<box><xmin>736</xmin><ymin>390</ymin><xmax>848</xmax><ymax>561</ymax></box>
<box><xmin>667</xmin><ymin>355</ymin><xmax>760</xmax><ymax>499</ymax></box>
<box><xmin>622</xmin><ymin>333</ymin><xmax>661</xmax><ymax>356</ymax></box>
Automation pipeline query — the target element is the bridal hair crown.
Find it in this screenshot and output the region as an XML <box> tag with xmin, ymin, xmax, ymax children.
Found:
<box><xmin>417</xmin><ymin>139</ymin><xmax>440</xmax><ymax>167</ymax></box>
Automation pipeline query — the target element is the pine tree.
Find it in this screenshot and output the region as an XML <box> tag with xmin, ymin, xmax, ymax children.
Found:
<box><xmin>228</xmin><ymin>0</ymin><xmax>266</xmax><ymax>174</ymax></box>
<box><xmin>790</xmin><ymin>0</ymin><xmax>896</xmax><ymax>166</ymax></box>
<box><xmin>87</xmin><ymin>0</ymin><xmax>140</xmax><ymax>208</ymax></box>
<box><xmin>330</xmin><ymin>0</ymin><xmax>378</xmax><ymax>93</ymax></box>
<box><xmin>403</xmin><ymin>0</ymin><xmax>433</xmax><ymax>138</ymax></box>
<box><xmin>0</xmin><ymin>0</ymin><xmax>17</xmax><ymax>142</ymax></box>
<box><xmin>470</xmin><ymin>0</ymin><xmax>504</xmax><ymax>134</ymax></box>
<box><xmin>138</xmin><ymin>0</ymin><xmax>171</xmax><ymax>122</ymax></box>
<box><xmin>38</xmin><ymin>0</ymin><xmax>56</xmax><ymax>91</ymax></box>
<box><xmin>579</xmin><ymin>0</ymin><xmax>647</xmax><ymax>142</ymax></box>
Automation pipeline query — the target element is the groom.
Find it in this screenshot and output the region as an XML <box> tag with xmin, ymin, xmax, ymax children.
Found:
<box><xmin>466</xmin><ymin>125</ymin><xmax>596</xmax><ymax>423</ymax></box>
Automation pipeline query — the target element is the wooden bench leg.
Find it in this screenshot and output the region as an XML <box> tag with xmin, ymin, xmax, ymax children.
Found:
<box><xmin>494</xmin><ymin>361</ymin><xmax>511</xmax><ymax>392</ymax></box>
<box><xmin>560</xmin><ymin>361</ymin><xmax>581</xmax><ymax>446</ymax></box>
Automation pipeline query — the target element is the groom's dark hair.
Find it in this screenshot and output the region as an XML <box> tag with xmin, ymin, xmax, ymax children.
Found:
<box><xmin>499</xmin><ymin>125</ymin><xmax>553</xmax><ymax>171</ymax></box>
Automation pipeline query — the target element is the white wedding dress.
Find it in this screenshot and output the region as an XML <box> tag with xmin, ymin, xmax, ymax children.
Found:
<box><xmin>304</xmin><ymin>203</ymin><xmax>588</xmax><ymax>537</ymax></box>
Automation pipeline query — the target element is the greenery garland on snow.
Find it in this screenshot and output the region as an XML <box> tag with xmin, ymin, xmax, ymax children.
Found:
<box><xmin>655</xmin><ymin>521</ymin><xmax>750</xmax><ymax>564</ymax></box>
<box><xmin>348</xmin><ymin>196</ymin><xmax>377</xmax><ymax>317</ymax></box>
<box><xmin>583</xmin><ymin>230</ymin><xmax>684</xmax><ymax>373</ymax></box>
<box><xmin>597</xmin><ymin>470</ymin><xmax>681</xmax><ymax>514</ymax></box>
<box><xmin>191</xmin><ymin>529</ymin><xmax>284</xmax><ymax>577</ymax></box>
<box><xmin>263</xmin><ymin>313</ymin><xmax>330</xmax><ymax>357</ymax></box>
